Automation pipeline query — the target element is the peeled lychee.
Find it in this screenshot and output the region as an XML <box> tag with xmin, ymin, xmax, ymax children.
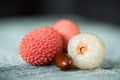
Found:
<box><xmin>52</xmin><ymin>19</ymin><xmax>80</xmax><ymax>53</ymax></box>
<box><xmin>19</xmin><ymin>27</ymin><xmax>62</xmax><ymax>66</ymax></box>
<box><xmin>68</xmin><ymin>32</ymin><xmax>105</xmax><ymax>69</ymax></box>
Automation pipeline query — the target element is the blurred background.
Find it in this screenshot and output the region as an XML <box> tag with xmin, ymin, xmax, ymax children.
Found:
<box><xmin>0</xmin><ymin>1</ymin><xmax>120</xmax><ymax>79</ymax></box>
<box><xmin>0</xmin><ymin>0</ymin><xmax>120</xmax><ymax>25</ymax></box>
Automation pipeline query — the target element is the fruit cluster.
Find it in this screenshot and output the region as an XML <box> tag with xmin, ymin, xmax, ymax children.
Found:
<box><xmin>19</xmin><ymin>19</ymin><xmax>105</xmax><ymax>70</ymax></box>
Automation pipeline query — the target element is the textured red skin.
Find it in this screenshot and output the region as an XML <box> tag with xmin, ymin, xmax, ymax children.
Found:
<box><xmin>52</xmin><ymin>19</ymin><xmax>80</xmax><ymax>53</ymax></box>
<box><xmin>19</xmin><ymin>27</ymin><xmax>62</xmax><ymax>66</ymax></box>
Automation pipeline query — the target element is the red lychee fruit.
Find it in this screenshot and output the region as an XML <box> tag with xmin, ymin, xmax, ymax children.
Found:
<box><xmin>19</xmin><ymin>27</ymin><xmax>62</xmax><ymax>66</ymax></box>
<box><xmin>52</xmin><ymin>19</ymin><xmax>80</xmax><ymax>53</ymax></box>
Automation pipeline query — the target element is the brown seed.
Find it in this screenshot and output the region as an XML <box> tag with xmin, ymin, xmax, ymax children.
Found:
<box><xmin>55</xmin><ymin>54</ymin><xmax>73</xmax><ymax>70</ymax></box>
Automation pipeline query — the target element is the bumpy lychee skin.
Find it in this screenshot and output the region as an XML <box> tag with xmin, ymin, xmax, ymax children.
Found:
<box><xmin>52</xmin><ymin>19</ymin><xmax>80</xmax><ymax>53</ymax></box>
<box><xmin>19</xmin><ymin>27</ymin><xmax>62</xmax><ymax>66</ymax></box>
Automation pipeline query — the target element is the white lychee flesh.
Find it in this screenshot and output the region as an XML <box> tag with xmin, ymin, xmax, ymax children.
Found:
<box><xmin>68</xmin><ymin>32</ymin><xmax>105</xmax><ymax>69</ymax></box>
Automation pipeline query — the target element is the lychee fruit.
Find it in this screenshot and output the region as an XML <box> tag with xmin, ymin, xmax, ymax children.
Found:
<box><xmin>52</xmin><ymin>19</ymin><xmax>80</xmax><ymax>53</ymax></box>
<box><xmin>19</xmin><ymin>27</ymin><xmax>63</xmax><ymax>66</ymax></box>
<box><xmin>68</xmin><ymin>32</ymin><xmax>106</xmax><ymax>69</ymax></box>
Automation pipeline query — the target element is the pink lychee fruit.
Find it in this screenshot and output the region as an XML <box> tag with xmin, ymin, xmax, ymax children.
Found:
<box><xmin>52</xmin><ymin>19</ymin><xmax>80</xmax><ymax>53</ymax></box>
<box><xmin>19</xmin><ymin>27</ymin><xmax>63</xmax><ymax>66</ymax></box>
